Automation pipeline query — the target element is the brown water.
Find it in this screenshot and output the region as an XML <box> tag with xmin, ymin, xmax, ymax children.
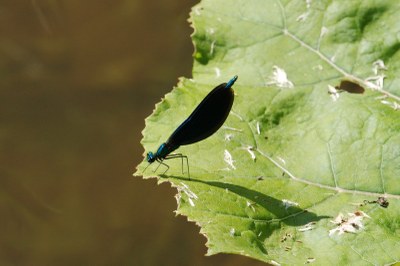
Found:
<box><xmin>0</xmin><ymin>1</ymin><xmax>265</xmax><ymax>265</ymax></box>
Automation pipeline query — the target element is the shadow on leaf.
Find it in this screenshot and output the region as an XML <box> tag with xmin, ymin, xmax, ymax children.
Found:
<box><xmin>167</xmin><ymin>175</ymin><xmax>331</xmax><ymax>244</ymax></box>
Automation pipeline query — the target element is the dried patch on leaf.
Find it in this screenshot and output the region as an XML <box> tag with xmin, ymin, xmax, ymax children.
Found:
<box><xmin>329</xmin><ymin>211</ymin><xmax>370</xmax><ymax>236</ymax></box>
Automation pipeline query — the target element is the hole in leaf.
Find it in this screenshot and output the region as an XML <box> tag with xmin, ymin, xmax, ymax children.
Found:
<box><xmin>335</xmin><ymin>80</ymin><xmax>365</xmax><ymax>94</ymax></box>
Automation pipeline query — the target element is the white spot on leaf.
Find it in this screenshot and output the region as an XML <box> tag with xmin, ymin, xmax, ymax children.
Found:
<box><xmin>177</xmin><ymin>182</ymin><xmax>198</xmax><ymax>207</ymax></box>
<box><xmin>298</xmin><ymin>222</ymin><xmax>316</xmax><ymax>232</ymax></box>
<box><xmin>296</xmin><ymin>0</ymin><xmax>312</xmax><ymax>22</ymax></box>
<box><xmin>222</xmin><ymin>125</ymin><xmax>243</xmax><ymax>132</ymax></box>
<box><xmin>296</xmin><ymin>12</ymin><xmax>309</xmax><ymax>22</ymax></box>
<box><xmin>229</xmin><ymin>228</ymin><xmax>235</xmax><ymax>237</ymax></box>
<box><xmin>246</xmin><ymin>201</ymin><xmax>256</xmax><ymax>212</ymax></box>
<box><xmin>320</xmin><ymin>27</ymin><xmax>328</xmax><ymax>38</ymax></box>
<box><xmin>214</xmin><ymin>66</ymin><xmax>220</xmax><ymax>77</ymax></box>
<box><xmin>282</xmin><ymin>199</ymin><xmax>299</xmax><ymax>209</ymax></box>
<box><xmin>230</xmin><ymin>110</ymin><xmax>244</xmax><ymax>121</ymax></box>
<box><xmin>372</xmin><ymin>59</ymin><xmax>387</xmax><ymax>75</ymax></box>
<box><xmin>366</xmin><ymin>60</ymin><xmax>387</xmax><ymax>90</ymax></box>
<box><xmin>306</xmin><ymin>257</ymin><xmax>316</xmax><ymax>264</ymax></box>
<box><xmin>243</xmin><ymin>145</ymin><xmax>256</xmax><ymax>161</ymax></box>
<box><xmin>224</xmin><ymin>150</ymin><xmax>236</xmax><ymax>170</ymax></box>
<box><xmin>328</xmin><ymin>85</ymin><xmax>340</xmax><ymax>101</ymax></box>
<box><xmin>381</xmin><ymin>100</ymin><xmax>400</xmax><ymax>110</ymax></box>
<box><xmin>266</xmin><ymin>66</ymin><xmax>294</xmax><ymax>88</ymax></box>
<box><xmin>188</xmin><ymin>197</ymin><xmax>195</xmax><ymax>207</ymax></box>
<box><xmin>224</xmin><ymin>133</ymin><xmax>233</xmax><ymax>141</ymax></box>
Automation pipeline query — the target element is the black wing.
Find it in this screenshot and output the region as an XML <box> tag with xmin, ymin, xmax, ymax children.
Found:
<box><xmin>166</xmin><ymin>82</ymin><xmax>234</xmax><ymax>148</ymax></box>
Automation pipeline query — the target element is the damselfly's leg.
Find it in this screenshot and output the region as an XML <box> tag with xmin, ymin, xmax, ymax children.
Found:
<box><xmin>165</xmin><ymin>153</ymin><xmax>190</xmax><ymax>178</ymax></box>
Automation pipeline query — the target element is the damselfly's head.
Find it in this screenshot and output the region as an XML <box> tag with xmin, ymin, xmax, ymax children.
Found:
<box><xmin>146</xmin><ymin>152</ymin><xmax>156</xmax><ymax>163</ymax></box>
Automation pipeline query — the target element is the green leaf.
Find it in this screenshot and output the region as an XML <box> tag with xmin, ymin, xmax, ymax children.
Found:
<box><xmin>135</xmin><ymin>0</ymin><xmax>400</xmax><ymax>264</ymax></box>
